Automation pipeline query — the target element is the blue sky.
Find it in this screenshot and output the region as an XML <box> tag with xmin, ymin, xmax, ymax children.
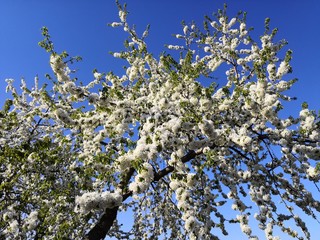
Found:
<box><xmin>1</xmin><ymin>0</ymin><xmax>320</xmax><ymax>239</ymax></box>
<box><xmin>1</xmin><ymin>0</ymin><xmax>319</xmax><ymax>110</ymax></box>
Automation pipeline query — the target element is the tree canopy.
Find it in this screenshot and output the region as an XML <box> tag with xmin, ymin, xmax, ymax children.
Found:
<box><xmin>1</xmin><ymin>2</ymin><xmax>320</xmax><ymax>239</ymax></box>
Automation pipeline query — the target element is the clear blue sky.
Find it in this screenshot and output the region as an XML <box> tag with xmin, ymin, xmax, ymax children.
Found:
<box><xmin>1</xmin><ymin>0</ymin><xmax>319</xmax><ymax>110</ymax></box>
<box><xmin>1</xmin><ymin>0</ymin><xmax>320</xmax><ymax>239</ymax></box>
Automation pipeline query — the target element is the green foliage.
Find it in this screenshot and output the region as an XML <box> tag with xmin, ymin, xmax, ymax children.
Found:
<box><xmin>38</xmin><ymin>27</ymin><xmax>54</xmax><ymax>53</ymax></box>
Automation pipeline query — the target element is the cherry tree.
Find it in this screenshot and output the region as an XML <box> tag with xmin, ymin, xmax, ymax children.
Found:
<box><xmin>1</xmin><ymin>2</ymin><xmax>320</xmax><ymax>239</ymax></box>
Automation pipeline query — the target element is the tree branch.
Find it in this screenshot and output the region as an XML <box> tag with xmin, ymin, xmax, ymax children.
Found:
<box><xmin>85</xmin><ymin>167</ymin><xmax>135</xmax><ymax>239</ymax></box>
<box><xmin>85</xmin><ymin>149</ymin><xmax>202</xmax><ymax>239</ymax></box>
<box><xmin>118</xmin><ymin>167</ymin><xmax>135</xmax><ymax>192</ymax></box>
<box><xmin>154</xmin><ymin>149</ymin><xmax>202</xmax><ymax>181</ymax></box>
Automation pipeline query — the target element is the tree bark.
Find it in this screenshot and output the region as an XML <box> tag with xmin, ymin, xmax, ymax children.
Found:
<box><xmin>85</xmin><ymin>206</ymin><xmax>119</xmax><ymax>240</ymax></box>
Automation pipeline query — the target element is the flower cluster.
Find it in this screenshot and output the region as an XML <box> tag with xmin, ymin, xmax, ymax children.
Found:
<box><xmin>129</xmin><ymin>163</ymin><xmax>154</xmax><ymax>194</ymax></box>
<box><xmin>75</xmin><ymin>191</ymin><xmax>122</xmax><ymax>214</ymax></box>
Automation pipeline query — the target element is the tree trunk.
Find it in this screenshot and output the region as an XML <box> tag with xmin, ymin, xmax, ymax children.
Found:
<box><xmin>85</xmin><ymin>206</ymin><xmax>119</xmax><ymax>240</ymax></box>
